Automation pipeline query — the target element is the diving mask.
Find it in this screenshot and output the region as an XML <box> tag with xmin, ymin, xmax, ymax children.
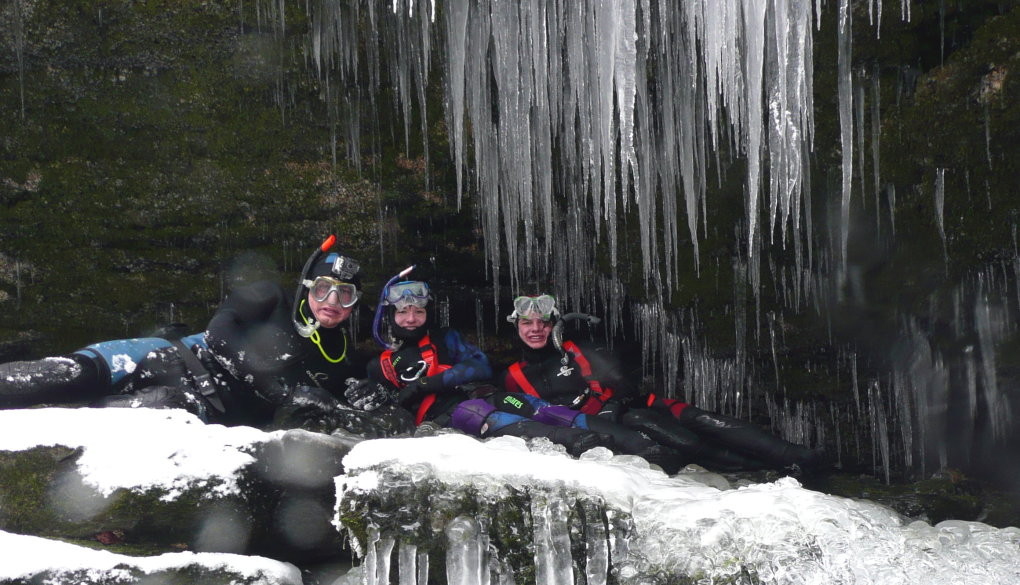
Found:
<box><xmin>384</xmin><ymin>280</ymin><xmax>431</xmax><ymax>308</ymax></box>
<box><xmin>305</xmin><ymin>276</ymin><xmax>361</xmax><ymax>307</ymax></box>
<box><xmin>507</xmin><ymin>294</ymin><xmax>559</xmax><ymax>322</ymax></box>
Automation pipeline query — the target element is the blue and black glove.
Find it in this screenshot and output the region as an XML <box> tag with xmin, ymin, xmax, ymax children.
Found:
<box><xmin>344</xmin><ymin>378</ymin><xmax>393</xmax><ymax>412</ymax></box>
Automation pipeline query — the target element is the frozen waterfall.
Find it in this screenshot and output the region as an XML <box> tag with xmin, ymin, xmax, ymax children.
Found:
<box><xmin>290</xmin><ymin>0</ymin><xmax>1016</xmax><ymax>482</ymax></box>
<box><xmin>336</xmin><ymin>434</ymin><xmax>1020</xmax><ymax>585</ymax></box>
<box><xmin>311</xmin><ymin>0</ymin><xmax>816</xmax><ymax>298</ymax></box>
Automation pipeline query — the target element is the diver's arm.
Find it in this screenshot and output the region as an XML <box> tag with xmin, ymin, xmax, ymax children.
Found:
<box><xmin>205</xmin><ymin>282</ymin><xmax>293</xmax><ymax>404</ymax></box>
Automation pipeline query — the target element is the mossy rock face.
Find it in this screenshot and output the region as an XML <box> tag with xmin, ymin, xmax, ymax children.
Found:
<box><xmin>7</xmin><ymin>563</ymin><xmax>300</xmax><ymax>585</ymax></box>
<box><xmin>0</xmin><ymin>445</ymin><xmax>255</xmax><ymax>551</ymax></box>
<box><xmin>0</xmin><ymin>445</ymin><xmax>82</xmax><ymax>533</ymax></box>
<box><xmin>0</xmin><ymin>0</ymin><xmax>484</xmax><ymax>359</ymax></box>
<box><xmin>0</xmin><ymin>425</ymin><xmax>362</xmax><ymax>563</ymax></box>
<box><xmin>808</xmin><ymin>468</ymin><xmax>1020</xmax><ymax>528</ymax></box>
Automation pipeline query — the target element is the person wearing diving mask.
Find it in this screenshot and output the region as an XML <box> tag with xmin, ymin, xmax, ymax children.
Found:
<box><xmin>343</xmin><ymin>276</ymin><xmax>611</xmax><ymax>457</ymax></box>
<box><xmin>498</xmin><ymin>294</ymin><xmax>829</xmax><ymax>474</ymax></box>
<box><xmin>192</xmin><ymin>242</ymin><xmax>370</xmax><ymax>427</ymax></box>
<box><xmin>0</xmin><ymin>237</ymin><xmax>413</xmax><ymax>437</ymax></box>
<box><xmin>344</xmin><ymin>278</ymin><xmax>491</xmax><ymax>425</ymax></box>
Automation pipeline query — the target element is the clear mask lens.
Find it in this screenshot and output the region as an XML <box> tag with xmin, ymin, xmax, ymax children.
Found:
<box><xmin>385</xmin><ymin>281</ymin><xmax>430</xmax><ymax>306</ymax></box>
<box><xmin>512</xmin><ymin>295</ymin><xmax>557</xmax><ymax>320</ymax></box>
<box><xmin>311</xmin><ymin>277</ymin><xmax>360</xmax><ymax>307</ymax></box>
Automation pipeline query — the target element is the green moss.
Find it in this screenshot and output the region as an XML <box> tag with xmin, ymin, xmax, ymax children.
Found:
<box><xmin>0</xmin><ymin>445</ymin><xmax>81</xmax><ymax>533</ymax></box>
<box><xmin>488</xmin><ymin>486</ymin><xmax>535</xmax><ymax>583</ymax></box>
<box><xmin>0</xmin><ymin>445</ymin><xmax>259</xmax><ymax>550</ymax></box>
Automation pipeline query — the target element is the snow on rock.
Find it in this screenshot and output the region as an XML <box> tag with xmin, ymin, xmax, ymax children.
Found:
<box><xmin>0</xmin><ymin>530</ymin><xmax>302</xmax><ymax>585</ymax></box>
<box><xmin>0</xmin><ymin>407</ymin><xmax>275</xmax><ymax>499</ymax></box>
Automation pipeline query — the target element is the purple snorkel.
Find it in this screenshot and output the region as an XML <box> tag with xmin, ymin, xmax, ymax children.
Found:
<box><xmin>372</xmin><ymin>265</ymin><xmax>415</xmax><ymax>349</ymax></box>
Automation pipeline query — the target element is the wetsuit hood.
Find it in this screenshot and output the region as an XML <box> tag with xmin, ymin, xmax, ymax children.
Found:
<box><xmin>385</xmin><ymin>305</ymin><xmax>431</xmax><ymax>344</ymax></box>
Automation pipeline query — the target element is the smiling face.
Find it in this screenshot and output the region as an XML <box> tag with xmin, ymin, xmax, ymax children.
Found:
<box><xmin>394</xmin><ymin>305</ymin><xmax>427</xmax><ymax>330</ymax></box>
<box><xmin>516</xmin><ymin>317</ymin><xmax>553</xmax><ymax>349</ymax></box>
<box><xmin>307</xmin><ymin>291</ymin><xmax>353</xmax><ymax>328</ymax></box>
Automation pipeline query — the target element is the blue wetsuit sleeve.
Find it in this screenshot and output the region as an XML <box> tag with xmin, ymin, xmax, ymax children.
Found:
<box><xmin>430</xmin><ymin>329</ymin><xmax>493</xmax><ymax>390</ymax></box>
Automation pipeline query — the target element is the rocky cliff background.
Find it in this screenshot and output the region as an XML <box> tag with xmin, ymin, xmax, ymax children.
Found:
<box><xmin>2</xmin><ymin>0</ymin><xmax>1020</xmax><ymax>491</ymax></box>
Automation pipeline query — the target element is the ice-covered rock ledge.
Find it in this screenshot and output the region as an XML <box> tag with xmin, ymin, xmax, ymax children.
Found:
<box><xmin>0</xmin><ymin>408</ymin><xmax>356</xmax><ymax>564</ymax></box>
<box><xmin>0</xmin><ymin>530</ymin><xmax>302</xmax><ymax>585</ymax></box>
<box><xmin>336</xmin><ymin>433</ymin><xmax>1020</xmax><ymax>585</ymax></box>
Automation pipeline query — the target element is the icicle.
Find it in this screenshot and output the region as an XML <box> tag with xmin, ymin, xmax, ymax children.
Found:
<box><xmin>398</xmin><ymin>542</ymin><xmax>417</xmax><ymax>585</ymax></box>
<box><xmin>871</xmin><ymin>67</ymin><xmax>882</xmax><ymax>235</ymax></box>
<box><xmin>443</xmin><ymin>1</ymin><xmax>471</xmax><ymax>207</ymax></box>
<box><xmin>964</xmin><ymin>344</ymin><xmax>978</xmax><ymax>443</ymax></box>
<box><xmin>984</xmin><ymin>104</ymin><xmax>993</xmax><ymax>171</ymax></box>
<box><xmin>532</xmin><ymin>496</ymin><xmax>574</xmax><ymax>585</ymax></box>
<box><xmin>935</xmin><ymin>168</ymin><xmax>947</xmax><ymax>270</ymax></box>
<box><xmin>741</xmin><ymin>0</ymin><xmax>768</xmax><ymax>268</ymax></box>
<box><xmin>445</xmin><ymin>515</ymin><xmax>485</xmax><ymax>585</ymax></box>
<box><xmin>14</xmin><ymin>258</ymin><xmax>22</xmax><ymax>309</ymax></box>
<box><xmin>13</xmin><ymin>0</ymin><xmax>25</xmax><ymax>119</ymax></box>
<box><xmin>363</xmin><ymin>526</ymin><xmax>381</xmax><ymax>585</ymax></box>
<box><xmin>975</xmin><ymin>295</ymin><xmax>1012</xmax><ymax>441</ymax></box>
<box><xmin>938</xmin><ymin>0</ymin><xmax>946</xmax><ymax>66</ymax></box>
<box><xmin>870</xmin><ymin>380</ymin><xmax>891</xmax><ymax>483</ymax></box>
<box><xmin>886</xmin><ymin>183</ymin><xmax>897</xmax><ymax>237</ymax></box>
<box><xmin>837</xmin><ymin>0</ymin><xmax>853</xmax><ymax>294</ymax></box>
<box><xmin>582</xmin><ymin>503</ymin><xmax>609</xmax><ymax>585</ymax></box>
<box><xmin>1014</xmin><ymin>225</ymin><xmax>1020</xmax><ymax>313</ymax></box>
<box><xmin>474</xmin><ymin>296</ymin><xmax>485</xmax><ymax>350</ymax></box>
<box><xmin>854</xmin><ymin>71</ymin><xmax>867</xmax><ymax>205</ymax></box>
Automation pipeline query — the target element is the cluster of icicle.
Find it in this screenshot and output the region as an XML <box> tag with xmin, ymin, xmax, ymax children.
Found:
<box><xmin>288</xmin><ymin>0</ymin><xmax>1015</xmax><ymax>478</ymax></box>
<box><xmin>356</xmin><ymin>504</ymin><xmax>618</xmax><ymax>585</ymax></box>
<box><xmin>300</xmin><ymin>0</ymin><xmax>817</xmax><ymax>301</ymax></box>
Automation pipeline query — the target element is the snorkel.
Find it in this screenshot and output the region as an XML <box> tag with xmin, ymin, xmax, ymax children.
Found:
<box><xmin>552</xmin><ymin>312</ymin><xmax>602</xmax><ymax>365</ymax></box>
<box><xmin>372</xmin><ymin>265</ymin><xmax>415</xmax><ymax>349</ymax></box>
<box><xmin>293</xmin><ymin>235</ymin><xmax>337</xmax><ymax>338</ymax></box>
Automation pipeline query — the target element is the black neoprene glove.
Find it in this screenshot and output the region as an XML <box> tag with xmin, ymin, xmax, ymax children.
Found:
<box><xmin>596</xmin><ymin>399</ymin><xmax>625</xmax><ymax>422</ymax></box>
<box><xmin>344</xmin><ymin>378</ymin><xmax>393</xmax><ymax>412</ymax></box>
<box><xmin>396</xmin><ymin>374</ymin><xmax>448</xmax><ymax>405</ymax></box>
<box><xmin>395</xmin><ymin>381</ymin><xmax>422</xmax><ymax>406</ymax></box>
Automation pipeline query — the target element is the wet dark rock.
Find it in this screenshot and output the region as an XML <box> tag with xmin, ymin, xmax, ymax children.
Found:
<box><xmin>0</xmin><ymin>422</ymin><xmax>360</xmax><ymax>564</ymax></box>
<box><xmin>792</xmin><ymin>467</ymin><xmax>1020</xmax><ymax>528</ymax></box>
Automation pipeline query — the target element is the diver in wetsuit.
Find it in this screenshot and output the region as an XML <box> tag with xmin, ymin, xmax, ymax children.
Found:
<box><xmin>435</xmin><ymin>294</ymin><xmax>677</xmax><ymax>469</ymax></box>
<box><xmin>0</xmin><ymin>238</ymin><xmax>413</xmax><ymax>435</ymax></box>
<box><xmin>342</xmin><ymin>276</ymin><xmax>611</xmax><ymax>457</ymax></box>
<box><xmin>498</xmin><ymin>294</ymin><xmax>828</xmax><ymax>473</ymax></box>
<box><xmin>347</xmin><ymin>279</ymin><xmax>493</xmax><ymax>426</ymax></box>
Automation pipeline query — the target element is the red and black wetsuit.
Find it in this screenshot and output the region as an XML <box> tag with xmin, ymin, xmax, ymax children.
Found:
<box><xmin>503</xmin><ymin>337</ymin><xmax>824</xmax><ymax>472</ymax></box>
<box><xmin>502</xmin><ymin>340</ymin><xmax>643</xmax><ymax>413</ymax></box>
<box><xmin>501</xmin><ymin>341</ymin><xmax>678</xmax><ymax>465</ymax></box>
<box><xmin>367</xmin><ymin>327</ymin><xmax>492</xmax><ymax>425</ymax></box>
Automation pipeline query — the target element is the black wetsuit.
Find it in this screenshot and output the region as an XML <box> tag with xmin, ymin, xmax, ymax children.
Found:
<box><xmin>498</xmin><ymin>340</ymin><xmax>679</xmax><ymax>467</ymax></box>
<box><xmin>103</xmin><ymin>281</ymin><xmax>403</xmax><ymax>433</ymax></box>
<box><xmin>367</xmin><ymin>327</ymin><xmax>493</xmax><ymax>425</ymax></box>
<box><xmin>503</xmin><ymin>338</ymin><xmax>825</xmax><ymax>472</ymax></box>
<box><xmin>203</xmin><ymin>280</ymin><xmax>365</xmax><ymax>423</ymax></box>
